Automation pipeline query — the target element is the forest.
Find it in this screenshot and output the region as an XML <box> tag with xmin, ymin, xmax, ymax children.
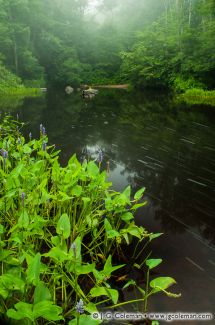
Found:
<box><xmin>0</xmin><ymin>1</ymin><xmax>215</xmax><ymax>325</ymax></box>
<box><xmin>0</xmin><ymin>0</ymin><xmax>214</xmax><ymax>93</ymax></box>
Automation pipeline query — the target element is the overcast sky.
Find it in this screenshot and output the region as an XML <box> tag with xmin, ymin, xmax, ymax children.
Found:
<box><xmin>87</xmin><ymin>0</ymin><xmax>100</xmax><ymax>13</ymax></box>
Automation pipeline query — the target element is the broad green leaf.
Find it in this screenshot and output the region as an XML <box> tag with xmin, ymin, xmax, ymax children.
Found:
<box><xmin>103</xmin><ymin>255</ymin><xmax>125</xmax><ymax>276</ymax></box>
<box><xmin>57</xmin><ymin>191</ymin><xmax>71</xmax><ymax>202</ymax></box>
<box><xmin>7</xmin><ymin>302</ymin><xmax>34</xmax><ymax>321</ymax></box>
<box><xmin>23</xmin><ymin>144</ymin><xmax>32</xmax><ymax>154</ymax></box>
<box><xmin>31</xmin><ymin>160</ymin><xmax>45</xmax><ymax>175</ymax></box>
<box><xmin>105</xmin><ymin>197</ymin><xmax>113</xmax><ymax>211</ymax></box>
<box><xmin>90</xmin><ymin>287</ymin><xmax>119</xmax><ymax>304</ymax></box>
<box><xmin>76</xmin><ymin>263</ymin><xmax>95</xmax><ymax>275</ymax></box>
<box><xmin>27</xmin><ymin>253</ymin><xmax>41</xmax><ymax>285</ymax></box>
<box><xmin>122</xmin><ymin>233</ymin><xmax>129</xmax><ymax>244</ymax></box>
<box><xmin>18</xmin><ymin>210</ymin><xmax>29</xmax><ymax>228</ymax></box>
<box><xmin>121</xmin><ymin>212</ymin><xmax>134</xmax><ymax>222</ymax></box>
<box><xmin>127</xmin><ymin>225</ymin><xmax>142</xmax><ymax>238</ymax></box>
<box><xmin>149</xmin><ymin>233</ymin><xmax>163</xmax><ymax>241</ymax></box>
<box><xmin>33</xmin><ymin>301</ymin><xmax>64</xmax><ymax>321</ymax></box>
<box><xmin>87</xmin><ymin>161</ymin><xmax>99</xmax><ymax>177</ymax></box>
<box><xmin>84</xmin><ymin>302</ymin><xmax>98</xmax><ymax>313</ymax></box>
<box><xmin>150</xmin><ymin>277</ymin><xmax>176</xmax><ymax>293</ymax></box>
<box><xmin>44</xmin><ymin>247</ymin><xmax>68</xmax><ymax>263</ymax></box>
<box><xmin>106</xmin><ymin>229</ymin><xmax>120</xmax><ymax>239</ymax></box>
<box><xmin>104</xmin><ymin>218</ymin><xmax>112</xmax><ymax>232</ymax></box>
<box><xmin>56</xmin><ymin>213</ymin><xmax>71</xmax><ymax>239</ymax></box>
<box><xmin>0</xmin><ymin>249</ymin><xmax>12</xmax><ymax>261</ymax></box>
<box><xmin>0</xmin><ymin>274</ymin><xmax>25</xmax><ymax>299</ymax></box>
<box><xmin>134</xmin><ymin>187</ymin><xmax>146</xmax><ymax>200</ymax></box>
<box><xmin>122</xmin><ymin>186</ymin><xmax>131</xmax><ymax>200</ymax></box>
<box><xmin>68</xmin><ymin>154</ymin><xmax>81</xmax><ymax>169</ymax></box>
<box><xmin>71</xmin><ymin>185</ymin><xmax>82</xmax><ymax>197</ymax></box>
<box><xmin>146</xmin><ymin>259</ymin><xmax>162</xmax><ymax>270</ymax></box>
<box><xmin>93</xmin><ymin>269</ymin><xmax>105</xmax><ymax>282</ymax></box>
<box><xmin>69</xmin><ymin>315</ymin><xmax>101</xmax><ymax>325</ymax></box>
<box><xmin>5</xmin><ymin>256</ymin><xmax>20</xmax><ymax>266</ymax></box>
<box><xmin>51</xmin><ymin>235</ymin><xmax>61</xmax><ymax>247</ymax></box>
<box><xmin>131</xmin><ymin>201</ymin><xmax>147</xmax><ymax>210</ymax></box>
<box><xmin>34</xmin><ymin>282</ymin><xmax>51</xmax><ymax>304</ymax></box>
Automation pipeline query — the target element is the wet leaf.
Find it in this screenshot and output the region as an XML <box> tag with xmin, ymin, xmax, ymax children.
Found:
<box><xmin>56</xmin><ymin>213</ymin><xmax>71</xmax><ymax>239</ymax></box>
<box><xmin>121</xmin><ymin>212</ymin><xmax>134</xmax><ymax>222</ymax></box>
<box><xmin>103</xmin><ymin>255</ymin><xmax>125</xmax><ymax>276</ymax></box>
<box><xmin>76</xmin><ymin>263</ymin><xmax>96</xmax><ymax>275</ymax></box>
<box><xmin>90</xmin><ymin>287</ymin><xmax>119</xmax><ymax>304</ymax></box>
<box><xmin>18</xmin><ymin>210</ymin><xmax>29</xmax><ymax>228</ymax></box>
<box><xmin>27</xmin><ymin>253</ymin><xmax>41</xmax><ymax>285</ymax></box>
<box><xmin>146</xmin><ymin>258</ymin><xmax>162</xmax><ymax>270</ymax></box>
<box><xmin>71</xmin><ymin>185</ymin><xmax>82</xmax><ymax>197</ymax></box>
<box><xmin>134</xmin><ymin>187</ymin><xmax>146</xmax><ymax>200</ymax></box>
<box><xmin>149</xmin><ymin>233</ymin><xmax>163</xmax><ymax>241</ymax></box>
<box><xmin>33</xmin><ymin>301</ymin><xmax>64</xmax><ymax>321</ymax></box>
<box><xmin>34</xmin><ymin>282</ymin><xmax>51</xmax><ymax>304</ymax></box>
<box><xmin>7</xmin><ymin>302</ymin><xmax>34</xmax><ymax>321</ymax></box>
<box><xmin>87</xmin><ymin>161</ymin><xmax>99</xmax><ymax>177</ymax></box>
<box><xmin>150</xmin><ymin>277</ymin><xmax>176</xmax><ymax>293</ymax></box>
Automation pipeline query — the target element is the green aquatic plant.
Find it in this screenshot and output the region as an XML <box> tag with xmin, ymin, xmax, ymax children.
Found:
<box><xmin>181</xmin><ymin>88</ymin><xmax>215</xmax><ymax>107</ymax></box>
<box><xmin>0</xmin><ymin>115</ymin><xmax>180</xmax><ymax>324</ymax></box>
<box><xmin>0</xmin><ymin>86</ymin><xmax>42</xmax><ymax>96</ymax></box>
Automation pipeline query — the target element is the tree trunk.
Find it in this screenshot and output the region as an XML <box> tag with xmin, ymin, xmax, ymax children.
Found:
<box><xmin>188</xmin><ymin>0</ymin><xmax>192</xmax><ymax>27</ymax></box>
<box><xmin>13</xmin><ymin>37</ymin><xmax>18</xmax><ymax>74</ymax></box>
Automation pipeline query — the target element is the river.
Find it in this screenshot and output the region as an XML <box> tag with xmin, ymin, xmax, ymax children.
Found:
<box><xmin>2</xmin><ymin>89</ymin><xmax>215</xmax><ymax>324</ymax></box>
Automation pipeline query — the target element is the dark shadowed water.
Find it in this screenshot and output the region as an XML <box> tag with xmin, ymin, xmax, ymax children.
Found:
<box><xmin>2</xmin><ymin>89</ymin><xmax>215</xmax><ymax>323</ymax></box>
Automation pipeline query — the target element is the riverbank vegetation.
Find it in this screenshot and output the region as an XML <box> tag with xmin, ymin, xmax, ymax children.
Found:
<box><xmin>0</xmin><ymin>0</ymin><xmax>214</xmax><ymax>96</ymax></box>
<box><xmin>0</xmin><ymin>115</ymin><xmax>180</xmax><ymax>324</ymax></box>
<box><xmin>0</xmin><ymin>62</ymin><xmax>41</xmax><ymax>97</ymax></box>
<box><xmin>181</xmin><ymin>88</ymin><xmax>215</xmax><ymax>106</ymax></box>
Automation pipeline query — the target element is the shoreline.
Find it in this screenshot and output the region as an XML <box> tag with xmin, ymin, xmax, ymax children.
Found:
<box><xmin>93</xmin><ymin>84</ymin><xmax>129</xmax><ymax>89</ymax></box>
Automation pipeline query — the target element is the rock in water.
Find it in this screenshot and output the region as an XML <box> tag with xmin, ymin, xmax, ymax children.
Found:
<box><xmin>65</xmin><ymin>86</ymin><xmax>74</xmax><ymax>94</ymax></box>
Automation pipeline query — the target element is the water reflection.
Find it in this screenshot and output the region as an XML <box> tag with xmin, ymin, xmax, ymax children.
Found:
<box><xmin>1</xmin><ymin>89</ymin><xmax>215</xmax><ymax>316</ymax></box>
<box><xmin>3</xmin><ymin>89</ymin><xmax>215</xmax><ymax>243</ymax></box>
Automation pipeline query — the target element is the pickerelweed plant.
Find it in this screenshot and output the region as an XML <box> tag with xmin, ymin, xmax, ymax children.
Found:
<box><xmin>0</xmin><ymin>115</ymin><xmax>181</xmax><ymax>324</ymax></box>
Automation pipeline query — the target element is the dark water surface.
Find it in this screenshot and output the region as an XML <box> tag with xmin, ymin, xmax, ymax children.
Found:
<box><xmin>2</xmin><ymin>89</ymin><xmax>215</xmax><ymax>323</ymax></box>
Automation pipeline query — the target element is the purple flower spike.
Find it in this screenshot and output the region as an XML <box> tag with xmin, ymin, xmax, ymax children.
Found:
<box><xmin>1</xmin><ymin>149</ymin><xmax>8</xmax><ymax>167</ymax></box>
<box><xmin>20</xmin><ymin>192</ymin><xmax>26</xmax><ymax>207</ymax></box>
<box><xmin>40</xmin><ymin>124</ymin><xmax>43</xmax><ymax>132</ymax></box>
<box><xmin>42</xmin><ymin>142</ymin><xmax>47</xmax><ymax>151</ymax></box>
<box><xmin>1</xmin><ymin>149</ymin><xmax>8</xmax><ymax>159</ymax></box>
<box><xmin>42</xmin><ymin>126</ymin><xmax>46</xmax><ymax>136</ymax></box>
<box><xmin>70</xmin><ymin>242</ymin><xmax>76</xmax><ymax>257</ymax></box>
<box><xmin>75</xmin><ymin>299</ymin><xmax>84</xmax><ymax>314</ymax></box>
<box><xmin>20</xmin><ymin>192</ymin><xmax>26</xmax><ymax>200</ymax></box>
